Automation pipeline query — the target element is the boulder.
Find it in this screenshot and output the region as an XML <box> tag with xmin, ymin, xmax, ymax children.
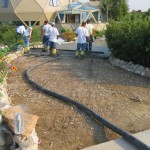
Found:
<box><xmin>4</xmin><ymin>105</ymin><xmax>39</xmax><ymax>138</ymax></box>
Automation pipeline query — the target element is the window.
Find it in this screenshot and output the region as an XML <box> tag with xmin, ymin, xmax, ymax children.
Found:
<box><xmin>2</xmin><ymin>0</ymin><xmax>9</xmax><ymax>8</ymax></box>
<box><xmin>65</xmin><ymin>14</ymin><xmax>80</xmax><ymax>23</ymax></box>
<box><xmin>31</xmin><ymin>21</ymin><xmax>40</xmax><ymax>26</ymax></box>
<box><xmin>49</xmin><ymin>0</ymin><xmax>60</xmax><ymax>7</ymax></box>
<box><xmin>24</xmin><ymin>21</ymin><xmax>29</xmax><ymax>26</ymax></box>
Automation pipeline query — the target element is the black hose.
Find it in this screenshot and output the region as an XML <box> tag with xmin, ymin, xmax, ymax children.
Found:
<box><xmin>25</xmin><ymin>57</ymin><xmax>150</xmax><ymax>150</ymax></box>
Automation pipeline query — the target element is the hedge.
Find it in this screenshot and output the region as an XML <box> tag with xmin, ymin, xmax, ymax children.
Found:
<box><xmin>105</xmin><ymin>13</ymin><xmax>150</xmax><ymax>67</ymax></box>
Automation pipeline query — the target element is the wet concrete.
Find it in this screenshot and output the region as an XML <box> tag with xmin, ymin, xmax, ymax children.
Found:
<box><xmin>57</xmin><ymin>38</ymin><xmax>111</xmax><ymax>57</ymax></box>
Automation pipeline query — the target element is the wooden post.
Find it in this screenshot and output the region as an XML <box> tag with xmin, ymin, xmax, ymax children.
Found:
<box><xmin>80</xmin><ymin>11</ymin><xmax>82</xmax><ymax>24</ymax></box>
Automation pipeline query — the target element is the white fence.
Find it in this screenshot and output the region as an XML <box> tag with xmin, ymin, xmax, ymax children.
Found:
<box><xmin>56</xmin><ymin>23</ymin><xmax>108</xmax><ymax>34</ymax></box>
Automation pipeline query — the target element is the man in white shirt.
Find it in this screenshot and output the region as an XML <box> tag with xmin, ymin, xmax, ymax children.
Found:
<box><xmin>75</xmin><ymin>22</ymin><xmax>89</xmax><ymax>59</ymax></box>
<box><xmin>86</xmin><ymin>19</ymin><xmax>96</xmax><ymax>54</ymax></box>
<box><xmin>41</xmin><ymin>20</ymin><xmax>52</xmax><ymax>52</ymax></box>
<box><xmin>48</xmin><ymin>22</ymin><xmax>59</xmax><ymax>56</ymax></box>
<box><xmin>23</xmin><ymin>26</ymin><xmax>32</xmax><ymax>54</ymax></box>
<box><xmin>16</xmin><ymin>25</ymin><xmax>26</xmax><ymax>42</ymax></box>
<box><xmin>16</xmin><ymin>25</ymin><xmax>26</xmax><ymax>34</ymax></box>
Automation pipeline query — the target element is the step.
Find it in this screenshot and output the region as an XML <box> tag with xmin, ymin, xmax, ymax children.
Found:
<box><xmin>82</xmin><ymin>129</ymin><xmax>150</xmax><ymax>150</ymax></box>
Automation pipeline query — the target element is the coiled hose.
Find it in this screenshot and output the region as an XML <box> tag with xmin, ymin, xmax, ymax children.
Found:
<box><xmin>25</xmin><ymin>56</ymin><xmax>150</xmax><ymax>150</ymax></box>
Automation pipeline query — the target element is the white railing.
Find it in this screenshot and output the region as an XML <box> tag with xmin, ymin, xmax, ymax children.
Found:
<box><xmin>56</xmin><ymin>23</ymin><xmax>108</xmax><ymax>34</ymax></box>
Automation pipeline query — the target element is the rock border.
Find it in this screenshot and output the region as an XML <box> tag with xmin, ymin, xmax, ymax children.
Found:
<box><xmin>0</xmin><ymin>46</ymin><xmax>39</xmax><ymax>150</ymax></box>
<box><xmin>109</xmin><ymin>56</ymin><xmax>150</xmax><ymax>77</ymax></box>
<box><xmin>0</xmin><ymin>46</ymin><xmax>24</xmax><ymax>104</ymax></box>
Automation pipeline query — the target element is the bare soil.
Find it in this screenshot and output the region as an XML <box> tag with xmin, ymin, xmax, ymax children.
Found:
<box><xmin>7</xmin><ymin>51</ymin><xmax>150</xmax><ymax>150</ymax></box>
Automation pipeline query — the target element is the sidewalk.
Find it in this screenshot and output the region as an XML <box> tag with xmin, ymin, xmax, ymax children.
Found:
<box><xmin>57</xmin><ymin>38</ymin><xmax>111</xmax><ymax>57</ymax></box>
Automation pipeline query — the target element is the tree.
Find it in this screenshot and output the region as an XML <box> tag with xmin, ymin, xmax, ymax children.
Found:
<box><xmin>99</xmin><ymin>0</ymin><xmax>129</xmax><ymax>22</ymax></box>
<box><xmin>111</xmin><ymin>0</ymin><xmax>129</xmax><ymax>20</ymax></box>
<box><xmin>99</xmin><ymin>0</ymin><xmax>113</xmax><ymax>22</ymax></box>
<box><xmin>146</xmin><ymin>8</ymin><xmax>150</xmax><ymax>15</ymax></box>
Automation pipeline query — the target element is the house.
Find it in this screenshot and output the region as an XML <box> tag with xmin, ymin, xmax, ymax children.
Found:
<box><xmin>55</xmin><ymin>1</ymin><xmax>102</xmax><ymax>24</ymax></box>
<box><xmin>0</xmin><ymin>0</ymin><xmax>102</xmax><ymax>27</ymax></box>
<box><xmin>0</xmin><ymin>0</ymin><xmax>78</xmax><ymax>26</ymax></box>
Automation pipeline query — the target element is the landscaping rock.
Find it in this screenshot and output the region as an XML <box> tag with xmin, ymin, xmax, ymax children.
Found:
<box><xmin>14</xmin><ymin>129</ymin><xmax>38</xmax><ymax>150</ymax></box>
<box><xmin>0</xmin><ymin>131</ymin><xmax>5</xmax><ymax>146</ymax></box>
<box><xmin>109</xmin><ymin>56</ymin><xmax>150</xmax><ymax>78</ymax></box>
<box><xmin>0</xmin><ymin>83</ymin><xmax>10</xmax><ymax>104</ymax></box>
<box><xmin>4</xmin><ymin>105</ymin><xmax>39</xmax><ymax>138</ymax></box>
<box><xmin>0</xmin><ymin>145</ymin><xmax>5</xmax><ymax>150</ymax></box>
<box><xmin>0</xmin><ymin>102</ymin><xmax>10</xmax><ymax>111</ymax></box>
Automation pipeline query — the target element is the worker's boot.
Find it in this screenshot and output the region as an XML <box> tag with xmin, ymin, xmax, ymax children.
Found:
<box><xmin>52</xmin><ymin>49</ymin><xmax>57</xmax><ymax>56</ymax></box>
<box><xmin>42</xmin><ymin>44</ymin><xmax>47</xmax><ymax>52</ymax></box>
<box><xmin>75</xmin><ymin>51</ymin><xmax>79</xmax><ymax>59</ymax></box>
<box><xmin>27</xmin><ymin>46</ymin><xmax>30</xmax><ymax>54</ymax></box>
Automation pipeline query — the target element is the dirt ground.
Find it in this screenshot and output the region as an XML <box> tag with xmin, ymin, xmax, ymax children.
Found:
<box><xmin>7</xmin><ymin>50</ymin><xmax>150</xmax><ymax>150</ymax></box>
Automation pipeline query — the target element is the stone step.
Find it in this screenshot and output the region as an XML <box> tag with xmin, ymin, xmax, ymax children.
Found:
<box><xmin>82</xmin><ymin>129</ymin><xmax>150</xmax><ymax>150</ymax></box>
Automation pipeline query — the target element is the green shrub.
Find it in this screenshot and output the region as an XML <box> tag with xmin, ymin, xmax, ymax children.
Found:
<box><xmin>0</xmin><ymin>24</ymin><xmax>20</xmax><ymax>45</ymax></box>
<box><xmin>62</xmin><ymin>31</ymin><xmax>76</xmax><ymax>42</ymax></box>
<box><xmin>0</xmin><ymin>47</ymin><xmax>8</xmax><ymax>58</ymax></box>
<box><xmin>105</xmin><ymin>13</ymin><xmax>150</xmax><ymax>67</ymax></box>
<box><xmin>3</xmin><ymin>29</ymin><xmax>17</xmax><ymax>45</ymax></box>
<box><xmin>61</xmin><ymin>27</ymin><xmax>69</xmax><ymax>33</ymax></box>
<box><xmin>95</xmin><ymin>29</ymin><xmax>105</xmax><ymax>37</ymax></box>
<box><xmin>31</xmin><ymin>26</ymin><xmax>41</xmax><ymax>43</ymax></box>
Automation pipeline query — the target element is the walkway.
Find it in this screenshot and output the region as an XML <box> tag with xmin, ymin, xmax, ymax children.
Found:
<box><xmin>57</xmin><ymin>38</ymin><xmax>111</xmax><ymax>57</ymax></box>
